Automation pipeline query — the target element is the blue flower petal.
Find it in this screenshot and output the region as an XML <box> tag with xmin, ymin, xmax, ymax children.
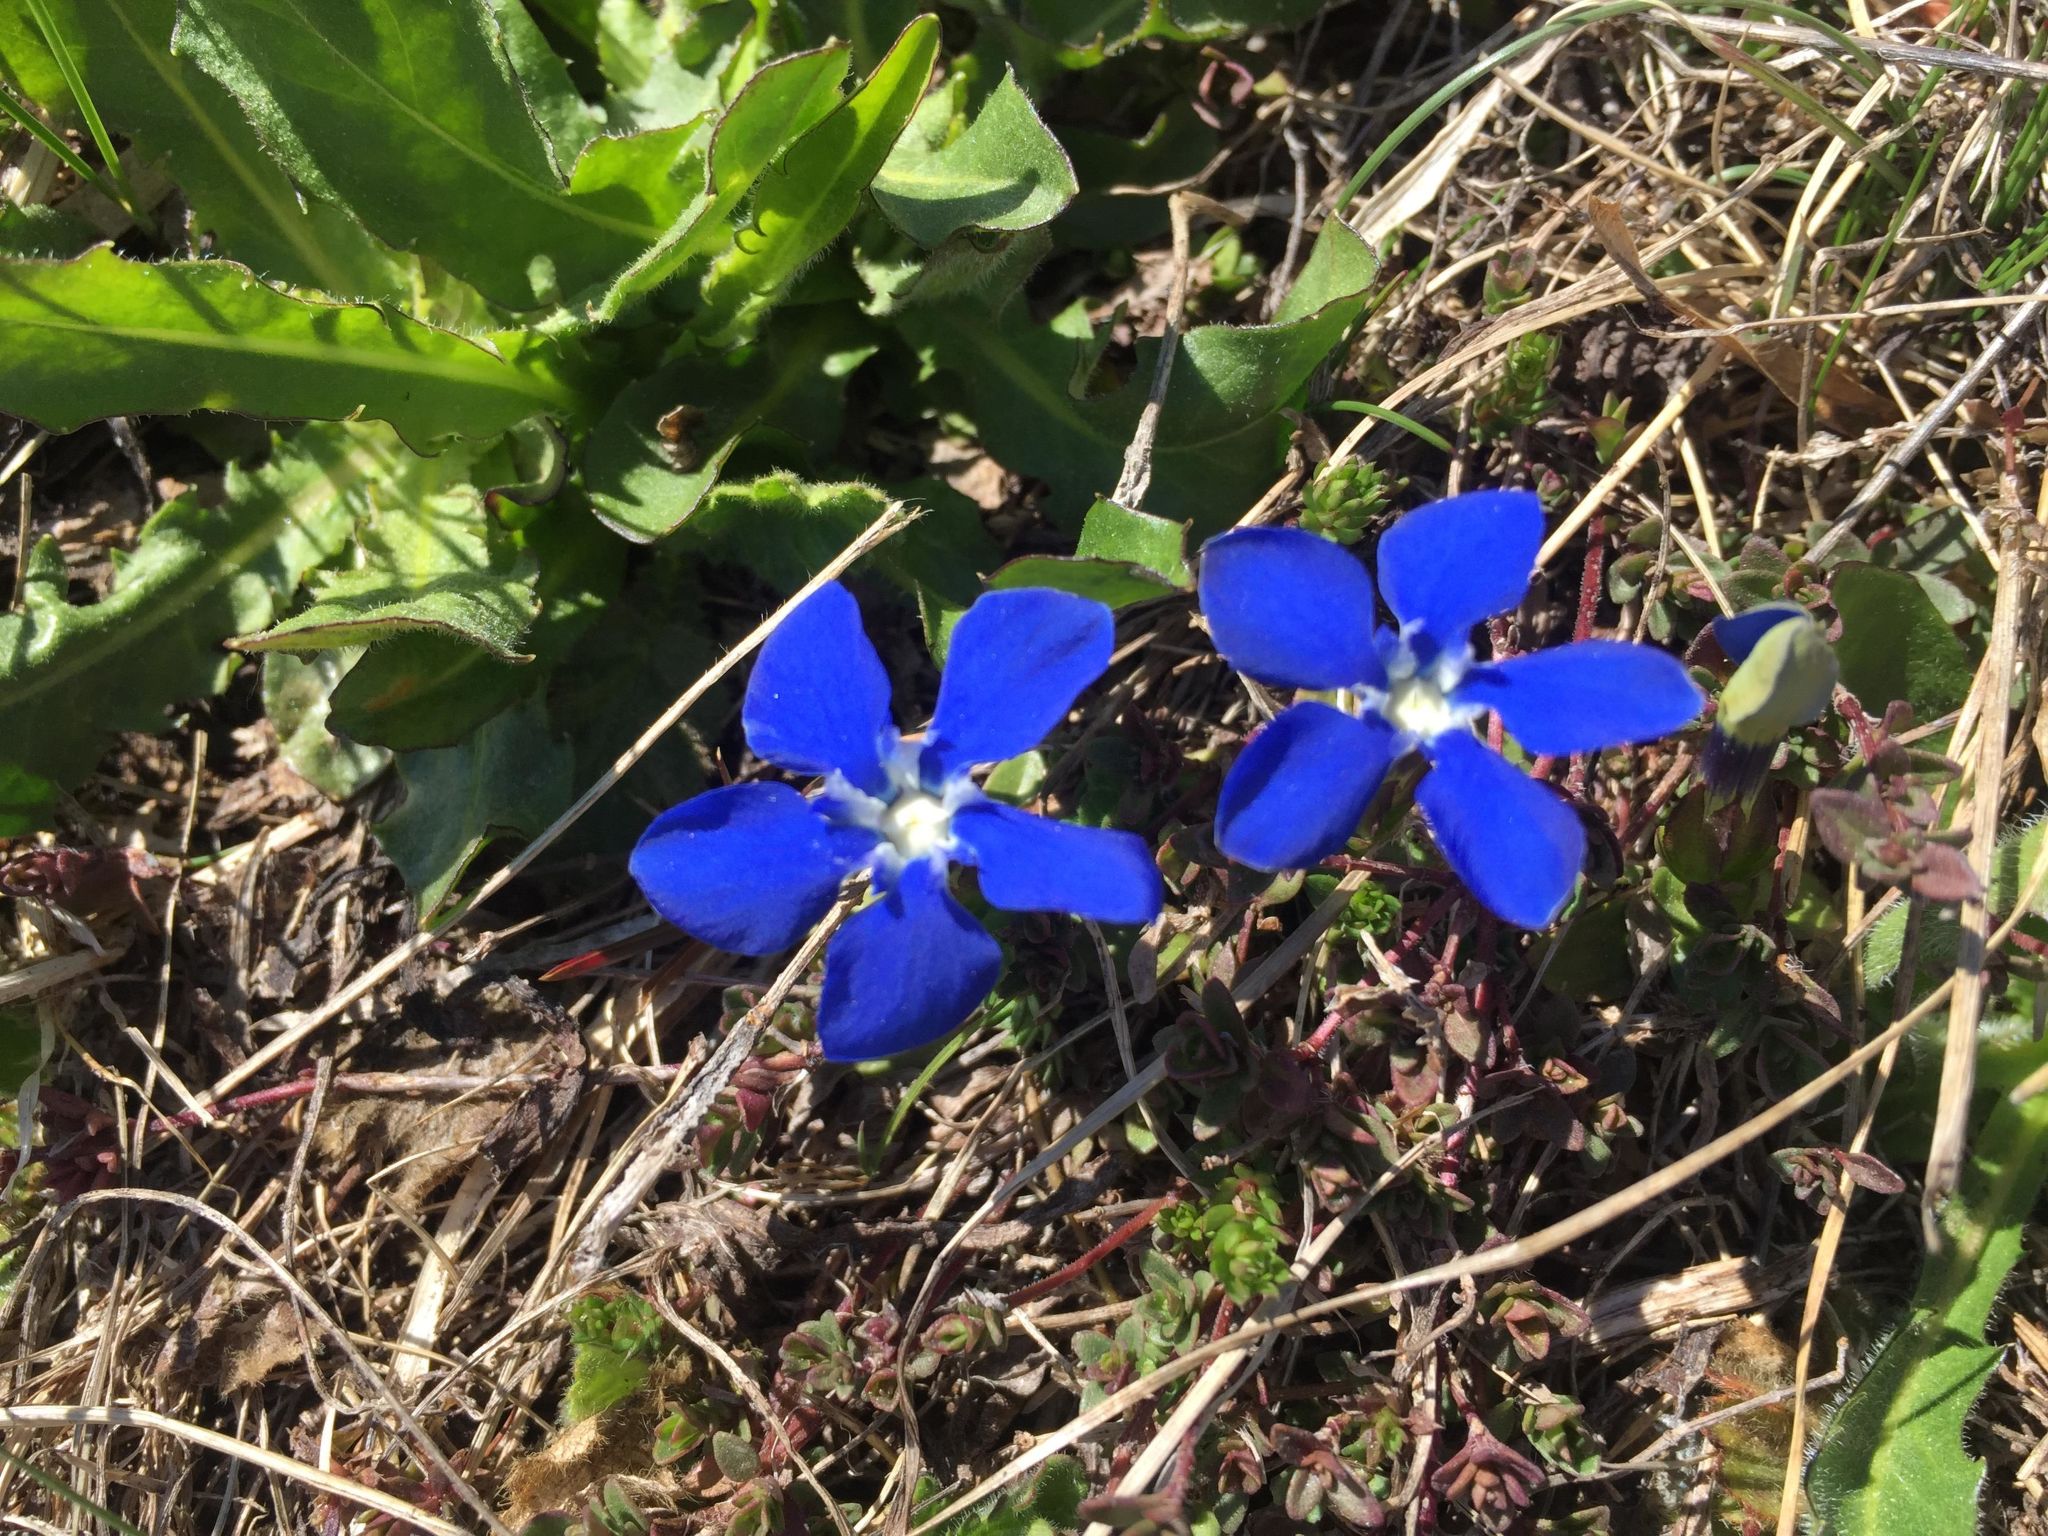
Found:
<box><xmin>923</xmin><ymin>588</ymin><xmax>1113</xmax><ymax>781</ymax></box>
<box><xmin>742</xmin><ymin>581</ymin><xmax>897</xmax><ymax>797</ymax></box>
<box><xmin>630</xmin><ymin>783</ymin><xmax>876</xmax><ymax>955</ymax></box>
<box><xmin>1712</xmin><ymin>602</ymin><xmax>1807</xmax><ymax>664</ymax></box>
<box><xmin>1216</xmin><ymin>701</ymin><xmax>1399</xmax><ymax>871</ymax></box>
<box><xmin>1453</xmin><ymin>641</ymin><xmax>1703</xmax><ymax>756</ymax></box>
<box><xmin>816</xmin><ymin>859</ymin><xmax>1003</xmax><ymax>1061</ymax></box>
<box><xmin>1198</xmin><ymin>528</ymin><xmax>1384</xmax><ymax>690</ymax></box>
<box><xmin>1416</xmin><ymin>731</ymin><xmax>1584</xmax><ymax>928</ymax></box>
<box><xmin>1374</xmin><ymin>490</ymin><xmax>1543</xmax><ymax>645</ymax></box>
<box><xmin>952</xmin><ymin>801</ymin><xmax>1162</xmax><ymax>924</ymax></box>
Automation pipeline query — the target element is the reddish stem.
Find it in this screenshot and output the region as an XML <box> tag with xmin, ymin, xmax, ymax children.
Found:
<box><xmin>1565</xmin><ymin>516</ymin><xmax>1608</xmax><ymax>797</ymax></box>
<box><xmin>1384</xmin><ymin>888</ymin><xmax>1463</xmax><ymax>971</ymax></box>
<box><xmin>1573</xmin><ymin>514</ymin><xmax>1607</xmax><ymax>642</ymax></box>
<box><xmin>1298</xmin><ymin>1001</ymin><xmax>1357</xmax><ymax>1059</ymax></box>
<box><xmin>1004</xmin><ymin>1193</ymin><xmax>1178</xmax><ymax>1308</ymax></box>
<box><xmin>1836</xmin><ymin>687</ymin><xmax>1884</xmax><ymax>767</ymax></box>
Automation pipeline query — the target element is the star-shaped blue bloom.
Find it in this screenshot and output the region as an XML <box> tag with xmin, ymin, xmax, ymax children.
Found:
<box><xmin>629</xmin><ymin>582</ymin><xmax>1163</xmax><ymax>1062</ymax></box>
<box><xmin>1199</xmin><ymin>489</ymin><xmax>1704</xmax><ymax>927</ymax></box>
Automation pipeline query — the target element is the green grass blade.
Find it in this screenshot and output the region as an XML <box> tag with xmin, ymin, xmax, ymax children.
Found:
<box><xmin>19</xmin><ymin>0</ymin><xmax>141</xmax><ymax>220</ymax></box>
<box><xmin>0</xmin><ymin>81</ymin><xmax>127</xmax><ymax>210</ymax></box>
<box><xmin>1332</xmin><ymin>399</ymin><xmax>1455</xmax><ymax>454</ymax></box>
<box><xmin>0</xmin><ymin>1445</ymin><xmax>148</xmax><ymax>1536</ymax></box>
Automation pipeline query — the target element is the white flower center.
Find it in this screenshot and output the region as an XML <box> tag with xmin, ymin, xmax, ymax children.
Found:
<box><xmin>1383</xmin><ymin>674</ymin><xmax>1464</xmax><ymax>739</ymax></box>
<box><xmin>880</xmin><ymin>790</ymin><xmax>954</xmax><ymax>861</ymax></box>
<box><xmin>823</xmin><ymin>746</ymin><xmax>981</xmax><ymax>876</ymax></box>
<box><xmin>1358</xmin><ymin>626</ymin><xmax>1484</xmax><ymax>745</ymax></box>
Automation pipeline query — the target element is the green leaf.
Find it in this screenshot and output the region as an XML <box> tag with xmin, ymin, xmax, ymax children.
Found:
<box><xmin>34</xmin><ymin>0</ymin><xmax>402</xmax><ymax>297</ymax></box>
<box><xmin>920</xmin><ymin>1454</ymin><xmax>1088</xmax><ymax>1536</ymax></box>
<box><xmin>583</xmin><ymin>312</ymin><xmax>866</xmax><ymax>540</ymax></box>
<box><xmin>0</xmin><ymin>7</ymin><xmax>70</xmax><ymax>114</ymax></box>
<box><xmin>684</xmin><ymin>473</ymin><xmax>997</xmax><ymax>601</ymax></box>
<box><xmin>902</xmin><ymin>218</ymin><xmax>1377</xmax><ymax>528</ymax></box>
<box><xmin>1862</xmin><ymin>816</ymin><xmax>2048</xmax><ymax>992</ymax></box>
<box><xmin>373</xmin><ymin>697</ymin><xmax>572</xmax><ymax>918</ymax></box>
<box><xmin>872</xmin><ymin>68</ymin><xmax>1076</xmax><ymax>247</ymax></box>
<box><xmin>853</xmin><ymin>219</ymin><xmax>1053</xmax><ymax>316</ymax></box>
<box><xmin>596</xmin><ymin>0</ymin><xmax>761</xmax><ymax>131</ymax></box>
<box><xmin>546</xmin><ymin>557</ymin><xmax>717</xmax><ymax>857</ymax></box>
<box><xmin>1057</xmin><ymin>105</ymin><xmax>1216</xmax><ymax>249</ymax></box>
<box><xmin>0</xmin><ymin>425</ymin><xmax>370</xmax><ymax>829</ymax></box>
<box><xmin>263</xmin><ymin>650</ymin><xmax>390</xmax><ymax>799</ymax></box>
<box><xmin>997</xmin><ymin>0</ymin><xmax>1321</xmax><ymax>62</ymax></box>
<box><xmin>1075</xmin><ymin>497</ymin><xmax>1191</xmax><ymax>585</ymax></box>
<box><xmin>327</xmin><ymin>505</ymin><xmax>625</xmax><ymax>750</ymax></box>
<box><xmin>1810</xmin><ymin>1324</ymin><xmax>2001</xmax><ymax>1533</ymax></box>
<box><xmin>0</xmin><ymin>205</ymin><xmax>97</xmax><ymax>259</ymax></box>
<box><xmin>1808</xmin><ymin>1084</ymin><xmax>2048</xmax><ymax>1532</ymax></box>
<box><xmin>583</xmin><ymin>40</ymin><xmax>850</xmax><ymax>324</ymax></box>
<box><xmin>0</xmin><ymin>250</ymin><xmax>583</xmax><ymax>446</ymax></box>
<box><xmin>986</xmin><ymin>554</ymin><xmax>1179</xmax><ymax>609</ymax></box>
<box><xmin>1830</xmin><ymin>562</ymin><xmax>1973</xmax><ymax>721</ymax></box>
<box><xmin>235</xmin><ymin>487</ymin><xmax>541</xmax><ymax>660</ymax></box>
<box><xmin>694</xmin><ymin>13</ymin><xmax>940</xmax><ymax>344</ymax></box>
<box><xmin>1</xmin><ymin>1006</ymin><xmax>47</xmax><ymax>1101</ymax></box>
<box><xmin>484</xmin><ymin>0</ymin><xmax>599</xmax><ymax>170</ymax></box>
<box><xmin>174</xmin><ymin>0</ymin><xmax>692</xmax><ymax>307</ymax></box>
<box><xmin>982</xmin><ymin>750</ymin><xmax>1048</xmax><ymax>803</ymax></box>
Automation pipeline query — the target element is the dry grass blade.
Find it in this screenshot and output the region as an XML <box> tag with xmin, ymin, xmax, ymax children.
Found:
<box><xmin>1923</xmin><ymin>517</ymin><xmax>2035</xmax><ymax>1235</ymax></box>
<box><xmin>909</xmin><ymin>893</ymin><xmax>2048</xmax><ymax>1532</ymax></box>
<box><xmin>0</xmin><ymin>1405</ymin><xmax>469</xmax><ymax>1536</ymax></box>
<box><xmin>3</xmin><ymin>1188</ymin><xmax>509</xmax><ymax>1536</ymax></box>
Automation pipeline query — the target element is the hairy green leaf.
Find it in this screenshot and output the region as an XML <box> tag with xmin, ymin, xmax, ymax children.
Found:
<box><xmin>0</xmin><ymin>425</ymin><xmax>376</xmax><ymax>830</ymax></box>
<box><xmin>0</xmin><ymin>249</ymin><xmax>582</xmax><ymax>446</ymax></box>
<box><xmin>1831</xmin><ymin>561</ymin><xmax>1973</xmax><ymax>722</ymax></box>
<box><xmin>694</xmin><ymin>13</ymin><xmax>939</xmax><ymax>344</ymax></box>
<box><xmin>236</xmin><ymin>488</ymin><xmax>540</xmax><ymax>659</ymax></box>
<box><xmin>1863</xmin><ymin>817</ymin><xmax>2048</xmax><ymax>993</ymax></box>
<box><xmin>374</xmin><ymin>698</ymin><xmax>573</xmax><ymax>918</ymax></box>
<box><xmin>903</xmin><ymin>218</ymin><xmax>1377</xmax><ymax>527</ymax></box>
<box><xmin>34</xmin><ymin>0</ymin><xmax>401</xmax><ymax>296</ymax></box>
<box><xmin>1075</xmin><ymin>497</ymin><xmax>1191</xmax><ymax>584</ymax></box>
<box><xmin>917</xmin><ymin>1453</ymin><xmax>1088</xmax><ymax>1536</ymax></box>
<box><xmin>0</xmin><ymin>206</ymin><xmax>97</xmax><ymax>260</ymax></box>
<box><xmin>585</xmin><ymin>40</ymin><xmax>849</xmax><ymax>324</ymax></box>
<box><xmin>484</xmin><ymin>0</ymin><xmax>598</xmax><ymax>170</ymax></box>
<box><xmin>327</xmin><ymin>506</ymin><xmax>624</xmax><ymax>751</ymax></box>
<box><xmin>854</xmin><ymin>219</ymin><xmax>1052</xmax><ymax>316</ymax></box>
<box><xmin>264</xmin><ymin>650</ymin><xmax>390</xmax><ymax>799</ymax></box>
<box><xmin>174</xmin><ymin>0</ymin><xmax>692</xmax><ymax>307</ymax></box>
<box><xmin>1808</xmin><ymin>1085</ymin><xmax>2048</xmax><ymax>1532</ymax></box>
<box><xmin>873</xmin><ymin>69</ymin><xmax>1075</xmax><ymax>247</ymax></box>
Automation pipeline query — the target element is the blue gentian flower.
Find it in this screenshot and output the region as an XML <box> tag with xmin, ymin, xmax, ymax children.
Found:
<box><xmin>629</xmin><ymin>582</ymin><xmax>1163</xmax><ymax>1062</ymax></box>
<box><xmin>1199</xmin><ymin>490</ymin><xmax>1703</xmax><ymax>928</ymax></box>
